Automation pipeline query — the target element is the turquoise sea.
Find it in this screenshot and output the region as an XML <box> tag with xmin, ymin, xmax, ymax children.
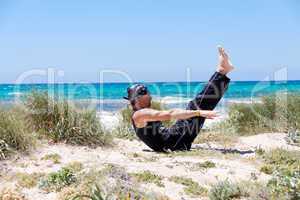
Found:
<box><xmin>0</xmin><ymin>80</ymin><xmax>300</xmax><ymax>111</ymax></box>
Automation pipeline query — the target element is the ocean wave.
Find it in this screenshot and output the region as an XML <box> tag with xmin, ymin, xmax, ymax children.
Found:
<box><xmin>226</xmin><ymin>98</ymin><xmax>262</xmax><ymax>104</ymax></box>
<box><xmin>157</xmin><ymin>96</ymin><xmax>190</xmax><ymax>104</ymax></box>
<box><xmin>7</xmin><ymin>92</ymin><xmax>23</xmax><ymax>96</ymax></box>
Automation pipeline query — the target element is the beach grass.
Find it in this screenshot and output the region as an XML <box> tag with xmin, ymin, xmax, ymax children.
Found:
<box><xmin>131</xmin><ymin>170</ymin><xmax>164</xmax><ymax>187</ymax></box>
<box><xmin>16</xmin><ymin>172</ymin><xmax>45</xmax><ymax>188</ymax></box>
<box><xmin>0</xmin><ymin>106</ymin><xmax>35</xmax><ymax>160</ymax></box>
<box><xmin>0</xmin><ymin>187</ymin><xmax>26</xmax><ymax>200</ymax></box>
<box><xmin>41</xmin><ymin>153</ymin><xmax>62</xmax><ymax>164</ymax></box>
<box><xmin>224</xmin><ymin>93</ymin><xmax>300</xmax><ymax>135</ymax></box>
<box><xmin>208</xmin><ymin>180</ymin><xmax>267</xmax><ymax>200</ymax></box>
<box><xmin>169</xmin><ymin>176</ymin><xmax>207</xmax><ymax>197</ymax></box>
<box><xmin>24</xmin><ymin>91</ymin><xmax>111</xmax><ymax>146</ymax></box>
<box><xmin>198</xmin><ymin>94</ymin><xmax>300</xmax><ymax>146</ymax></box>
<box><xmin>59</xmin><ymin>164</ymin><xmax>169</xmax><ymax>200</ymax></box>
<box><xmin>256</xmin><ymin>148</ymin><xmax>300</xmax><ymax>199</ymax></box>
<box><xmin>39</xmin><ymin>167</ymin><xmax>77</xmax><ymax>192</ymax></box>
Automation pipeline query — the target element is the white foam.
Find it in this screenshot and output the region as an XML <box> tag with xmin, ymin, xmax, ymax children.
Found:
<box><xmin>158</xmin><ymin>96</ymin><xmax>190</xmax><ymax>104</ymax></box>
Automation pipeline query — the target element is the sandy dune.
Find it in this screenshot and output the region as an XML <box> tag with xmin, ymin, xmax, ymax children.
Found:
<box><xmin>1</xmin><ymin>132</ymin><xmax>298</xmax><ymax>200</ymax></box>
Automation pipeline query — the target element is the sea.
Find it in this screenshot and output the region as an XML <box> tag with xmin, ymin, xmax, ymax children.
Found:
<box><xmin>0</xmin><ymin>80</ymin><xmax>300</xmax><ymax>112</ymax></box>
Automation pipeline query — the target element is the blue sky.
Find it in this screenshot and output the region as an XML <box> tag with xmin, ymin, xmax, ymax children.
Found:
<box><xmin>0</xmin><ymin>0</ymin><xmax>299</xmax><ymax>83</ymax></box>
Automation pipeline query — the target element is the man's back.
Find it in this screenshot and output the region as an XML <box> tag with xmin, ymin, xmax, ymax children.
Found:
<box><xmin>132</xmin><ymin>119</ymin><xmax>169</xmax><ymax>152</ymax></box>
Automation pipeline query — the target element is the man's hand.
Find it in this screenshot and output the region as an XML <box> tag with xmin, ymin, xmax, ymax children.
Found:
<box><xmin>199</xmin><ymin>110</ymin><xmax>219</xmax><ymax>119</ymax></box>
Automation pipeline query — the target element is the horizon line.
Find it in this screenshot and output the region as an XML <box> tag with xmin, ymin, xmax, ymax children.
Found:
<box><xmin>0</xmin><ymin>79</ymin><xmax>299</xmax><ymax>85</ymax></box>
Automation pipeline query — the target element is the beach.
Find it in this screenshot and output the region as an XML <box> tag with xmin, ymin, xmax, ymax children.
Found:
<box><xmin>0</xmin><ymin>87</ymin><xmax>300</xmax><ymax>200</ymax></box>
<box><xmin>0</xmin><ymin>120</ymin><xmax>299</xmax><ymax>199</ymax></box>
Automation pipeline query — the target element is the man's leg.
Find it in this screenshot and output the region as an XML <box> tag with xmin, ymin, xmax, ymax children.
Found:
<box><xmin>167</xmin><ymin>72</ymin><xmax>230</xmax><ymax>150</ymax></box>
<box><xmin>165</xmin><ymin>46</ymin><xmax>233</xmax><ymax>151</ymax></box>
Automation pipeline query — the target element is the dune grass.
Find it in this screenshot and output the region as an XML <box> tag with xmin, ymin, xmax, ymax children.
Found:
<box><xmin>196</xmin><ymin>93</ymin><xmax>300</xmax><ymax>146</ymax></box>
<box><xmin>0</xmin><ymin>187</ymin><xmax>26</xmax><ymax>200</ymax></box>
<box><xmin>39</xmin><ymin>167</ymin><xmax>77</xmax><ymax>192</ymax></box>
<box><xmin>41</xmin><ymin>153</ymin><xmax>62</xmax><ymax>164</ymax></box>
<box><xmin>0</xmin><ymin>91</ymin><xmax>113</xmax><ymax>159</ymax></box>
<box><xmin>24</xmin><ymin>91</ymin><xmax>111</xmax><ymax>146</ymax></box>
<box><xmin>15</xmin><ymin>172</ymin><xmax>45</xmax><ymax>189</ymax></box>
<box><xmin>169</xmin><ymin>176</ymin><xmax>207</xmax><ymax>197</ymax></box>
<box><xmin>0</xmin><ymin>106</ymin><xmax>35</xmax><ymax>160</ymax></box>
<box><xmin>59</xmin><ymin>164</ymin><xmax>170</xmax><ymax>200</ymax></box>
<box><xmin>208</xmin><ymin>180</ymin><xmax>270</xmax><ymax>200</ymax></box>
<box><xmin>131</xmin><ymin>170</ymin><xmax>164</xmax><ymax>187</ymax></box>
<box><xmin>256</xmin><ymin>148</ymin><xmax>300</xmax><ymax>200</ymax></box>
<box><xmin>224</xmin><ymin>94</ymin><xmax>300</xmax><ymax>135</ymax></box>
<box><xmin>209</xmin><ymin>179</ymin><xmax>243</xmax><ymax>200</ymax></box>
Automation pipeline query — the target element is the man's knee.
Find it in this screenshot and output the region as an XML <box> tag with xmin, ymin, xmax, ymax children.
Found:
<box><xmin>187</xmin><ymin>99</ymin><xmax>200</xmax><ymax>110</ymax></box>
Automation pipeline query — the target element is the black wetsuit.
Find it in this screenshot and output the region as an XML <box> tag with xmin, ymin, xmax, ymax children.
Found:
<box><xmin>132</xmin><ymin>72</ymin><xmax>230</xmax><ymax>152</ymax></box>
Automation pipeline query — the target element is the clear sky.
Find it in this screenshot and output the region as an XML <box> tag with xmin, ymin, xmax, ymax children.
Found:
<box><xmin>0</xmin><ymin>0</ymin><xmax>299</xmax><ymax>83</ymax></box>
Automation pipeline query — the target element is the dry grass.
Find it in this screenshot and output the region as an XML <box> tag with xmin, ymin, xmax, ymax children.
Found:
<box><xmin>24</xmin><ymin>91</ymin><xmax>111</xmax><ymax>146</ymax></box>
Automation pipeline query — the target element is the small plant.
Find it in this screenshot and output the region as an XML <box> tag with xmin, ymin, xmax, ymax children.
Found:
<box><xmin>39</xmin><ymin>167</ymin><xmax>76</xmax><ymax>192</ymax></box>
<box><xmin>257</xmin><ymin>148</ymin><xmax>300</xmax><ymax>199</ymax></box>
<box><xmin>65</xmin><ymin>161</ymin><xmax>83</xmax><ymax>172</ymax></box>
<box><xmin>196</xmin><ymin>161</ymin><xmax>216</xmax><ymax>169</ymax></box>
<box><xmin>260</xmin><ymin>164</ymin><xmax>274</xmax><ymax>175</ymax></box>
<box><xmin>0</xmin><ymin>140</ymin><xmax>9</xmax><ymax>160</ymax></box>
<box><xmin>267</xmin><ymin>169</ymin><xmax>300</xmax><ymax>200</ymax></box>
<box><xmin>131</xmin><ymin>170</ymin><xmax>164</xmax><ymax>187</ymax></box>
<box><xmin>169</xmin><ymin>176</ymin><xmax>207</xmax><ymax>197</ymax></box>
<box><xmin>286</xmin><ymin>129</ymin><xmax>300</xmax><ymax>146</ymax></box>
<box><xmin>255</xmin><ymin>146</ymin><xmax>265</xmax><ymax>156</ymax></box>
<box><xmin>0</xmin><ymin>187</ymin><xmax>26</xmax><ymax>200</ymax></box>
<box><xmin>16</xmin><ymin>172</ymin><xmax>45</xmax><ymax>188</ymax></box>
<box><xmin>208</xmin><ymin>179</ymin><xmax>242</xmax><ymax>200</ymax></box>
<box><xmin>262</xmin><ymin>148</ymin><xmax>300</xmax><ymax>168</ymax></box>
<box><xmin>41</xmin><ymin>153</ymin><xmax>61</xmax><ymax>164</ymax></box>
<box><xmin>72</xmin><ymin>184</ymin><xmax>106</xmax><ymax>200</ymax></box>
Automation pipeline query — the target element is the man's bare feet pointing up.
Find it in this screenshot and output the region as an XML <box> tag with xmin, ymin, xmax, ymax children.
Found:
<box><xmin>217</xmin><ymin>46</ymin><xmax>234</xmax><ymax>75</ymax></box>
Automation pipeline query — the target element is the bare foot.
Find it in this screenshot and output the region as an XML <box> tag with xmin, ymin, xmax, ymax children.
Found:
<box><xmin>217</xmin><ymin>45</ymin><xmax>234</xmax><ymax>75</ymax></box>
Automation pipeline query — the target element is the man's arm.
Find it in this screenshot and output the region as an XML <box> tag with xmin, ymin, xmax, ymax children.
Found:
<box><xmin>133</xmin><ymin>108</ymin><xmax>218</xmax><ymax>127</ymax></box>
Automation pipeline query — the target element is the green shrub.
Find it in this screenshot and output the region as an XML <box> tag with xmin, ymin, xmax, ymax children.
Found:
<box><xmin>131</xmin><ymin>170</ymin><xmax>164</xmax><ymax>187</ymax></box>
<box><xmin>169</xmin><ymin>176</ymin><xmax>207</xmax><ymax>197</ymax></box>
<box><xmin>60</xmin><ymin>164</ymin><xmax>169</xmax><ymax>200</ymax></box>
<box><xmin>197</xmin><ymin>161</ymin><xmax>216</xmax><ymax>169</ymax></box>
<box><xmin>16</xmin><ymin>172</ymin><xmax>45</xmax><ymax>188</ymax></box>
<box><xmin>0</xmin><ymin>107</ymin><xmax>35</xmax><ymax>160</ymax></box>
<box><xmin>208</xmin><ymin>179</ymin><xmax>243</xmax><ymax>200</ymax></box>
<box><xmin>257</xmin><ymin>149</ymin><xmax>300</xmax><ymax>199</ymax></box>
<box><xmin>260</xmin><ymin>164</ymin><xmax>274</xmax><ymax>175</ymax></box>
<box><xmin>71</xmin><ymin>184</ymin><xmax>106</xmax><ymax>200</ymax></box>
<box><xmin>65</xmin><ymin>161</ymin><xmax>84</xmax><ymax>172</ymax></box>
<box><xmin>286</xmin><ymin>129</ymin><xmax>300</xmax><ymax>146</ymax></box>
<box><xmin>112</xmin><ymin>101</ymin><xmax>173</xmax><ymax>140</ymax></box>
<box><xmin>219</xmin><ymin>94</ymin><xmax>300</xmax><ymax>135</ymax></box>
<box><xmin>267</xmin><ymin>169</ymin><xmax>300</xmax><ymax>200</ymax></box>
<box><xmin>24</xmin><ymin>92</ymin><xmax>111</xmax><ymax>146</ymax></box>
<box><xmin>41</xmin><ymin>153</ymin><xmax>61</xmax><ymax>164</ymax></box>
<box><xmin>39</xmin><ymin>167</ymin><xmax>77</xmax><ymax>192</ymax></box>
<box><xmin>262</xmin><ymin>148</ymin><xmax>300</xmax><ymax>168</ymax></box>
<box><xmin>0</xmin><ymin>187</ymin><xmax>26</xmax><ymax>200</ymax></box>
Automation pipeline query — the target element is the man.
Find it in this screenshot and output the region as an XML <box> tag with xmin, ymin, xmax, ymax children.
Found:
<box><xmin>124</xmin><ymin>46</ymin><xmax>234</xmax><ymax>152</ymax></box>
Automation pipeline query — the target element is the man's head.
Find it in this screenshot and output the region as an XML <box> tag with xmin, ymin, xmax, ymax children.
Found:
<box><xmin>124</xmin><ymin>84</ymin><xmax>152</xmax><ymax>111</ymax></box>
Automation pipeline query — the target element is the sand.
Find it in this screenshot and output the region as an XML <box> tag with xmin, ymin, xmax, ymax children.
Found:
<box><xmin>1</xmin><ymin>112</ymin><xmax>299</xmax><ymax>200</ymax></box>
<box><xmin>1</xmin><ymin>131</ymin><xmax>299</xmax><ymax>200</ymax></box>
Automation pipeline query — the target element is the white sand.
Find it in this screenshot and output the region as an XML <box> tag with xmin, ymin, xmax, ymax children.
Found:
<box><xmin>1</xmin><ymin>111</ymin><xmax>299</xmax><ymax>199</ymax></box>
<box><xmin>2</xmin><ymin>132</ymin><xmax>296</xmax><ymax>200</ymax></box>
